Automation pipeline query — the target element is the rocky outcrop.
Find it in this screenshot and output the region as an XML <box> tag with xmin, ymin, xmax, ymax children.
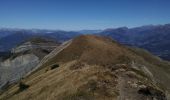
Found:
<box><xmin>0</xmin><ymin>54</ymin><xmax>39</xmax><ymax>90</ymax></box>
<box><xmin>11</xmin><ymin>42</ymin><xmax>57</xmax><ymax>54</ymax></box>
<box><xmin>0</xmin><ymin>38</ymin><xmax>59</xmax><ymax>90</ymax></box>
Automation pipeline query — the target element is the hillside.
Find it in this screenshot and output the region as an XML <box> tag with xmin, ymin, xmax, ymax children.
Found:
<box><xmin>0</xmin><ymin>35</ymin><xmax>170</xmax><ymax>100</ymax></box>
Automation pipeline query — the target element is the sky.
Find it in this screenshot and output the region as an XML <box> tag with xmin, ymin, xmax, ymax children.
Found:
<box><xmin>0</xmin><ymin>0</ymin><xmax>170</xmax><ymax>30</ymax></box>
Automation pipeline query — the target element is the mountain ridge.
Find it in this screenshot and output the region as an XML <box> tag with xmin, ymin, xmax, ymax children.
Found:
<box><xmin>1</xmin><ymin>35</ymin><xmax>169</xmax><ymax>100</ymax></box>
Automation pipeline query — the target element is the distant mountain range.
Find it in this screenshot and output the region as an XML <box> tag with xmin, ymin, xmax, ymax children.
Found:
<box><xmin>98</xmin><ymin>24</ymin><xmax>170</xmax><ymax>61</ymax></box>
<box><xmin>0</xmin><ymin>29</ymin><xmax>80</xmax><ymax>51</ymax></box>
<box><xmin>0</xmin><ymin>24</ymin><xmax>170</xmax><ymax>60</ymax></box>
<box><xmin>78</xmin><ymin>30</ymin><xmax>102</xmax><ymax>34</ymax></box>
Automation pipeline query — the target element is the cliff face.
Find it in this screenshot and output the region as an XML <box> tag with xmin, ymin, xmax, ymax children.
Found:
<box><xmin>0</xmin><ymin>54</ymin><xmax>39</xmax><ymax>89</ymax></box>
<box><xmin>0</xmin><ymin>38</ymin><xmax>59</xmax><ymax>90</ymax></box>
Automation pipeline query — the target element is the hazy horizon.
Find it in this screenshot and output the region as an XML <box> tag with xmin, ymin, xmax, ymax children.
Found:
<box><xmin>1</xmin><ymin>23</ymin><xmax>170</xmax><ymax>31</ymax></box>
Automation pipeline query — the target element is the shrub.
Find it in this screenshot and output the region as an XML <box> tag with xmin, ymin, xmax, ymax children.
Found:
<box><xmin>50</xmin><ymin>64</ymin><xmax>59</xmax><ymax>70</ymax></box>
<box><xmin>19</xmin><ymin>82</ymin><xmax>29</xmax><ymax>91</ymax></box>
<box><xmin>42</xmin><ymin>49</ymin><xmax>50</xmax><ymax>54</ymax></box>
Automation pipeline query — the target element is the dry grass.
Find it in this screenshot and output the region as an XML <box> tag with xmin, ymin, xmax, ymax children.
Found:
<box><xmin>42</xmin><ymin>35</ymin><xmax>134</xmax><ymax>67</ymax></box>
<box><xmin>0</xmin><ymin>61</ymin><xmax>119</xmax><ymax>100</ymax></box>
<box><xmin>1</xmin><ymin>35</ymin><xmax>169</xmax><ymax>100</ymax></box>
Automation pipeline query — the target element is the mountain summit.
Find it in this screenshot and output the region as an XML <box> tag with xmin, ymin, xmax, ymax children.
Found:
<box><xmin>0</xmin><ymin>35</ymin><xmax>170</xmax><ymax>100</ymax></box>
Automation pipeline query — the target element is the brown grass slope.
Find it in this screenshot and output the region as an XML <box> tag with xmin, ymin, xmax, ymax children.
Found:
<box><xmin>0</xmin><ymin>35</ymin><xmax>170</xmax><ymax>100</ymax></box>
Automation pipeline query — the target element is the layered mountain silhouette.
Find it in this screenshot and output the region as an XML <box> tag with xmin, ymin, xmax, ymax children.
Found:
<box><xmin>99</xmin><ymin>24</ymin><xmax>170</xmax><ymax>61</ymax></box>
<box><xmin>0</xmin><ymin>29</ymin><xmax>80</xmax><ymax>52</ymax></box>
<box><xmin>0</xmin><ymin>35</ymin><xmax>169</xmax><ymax>100</ymax></box>
<box><xmin>0</xmin><ymin>24</ymin><xmax>170</xmax><ymax>61</ymax></box>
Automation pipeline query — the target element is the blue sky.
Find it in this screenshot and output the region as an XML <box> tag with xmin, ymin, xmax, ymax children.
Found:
<box><xmin>0</xmin><ymin>0</ymin><xmax>170</xmax><ymax>30</ymax></box>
